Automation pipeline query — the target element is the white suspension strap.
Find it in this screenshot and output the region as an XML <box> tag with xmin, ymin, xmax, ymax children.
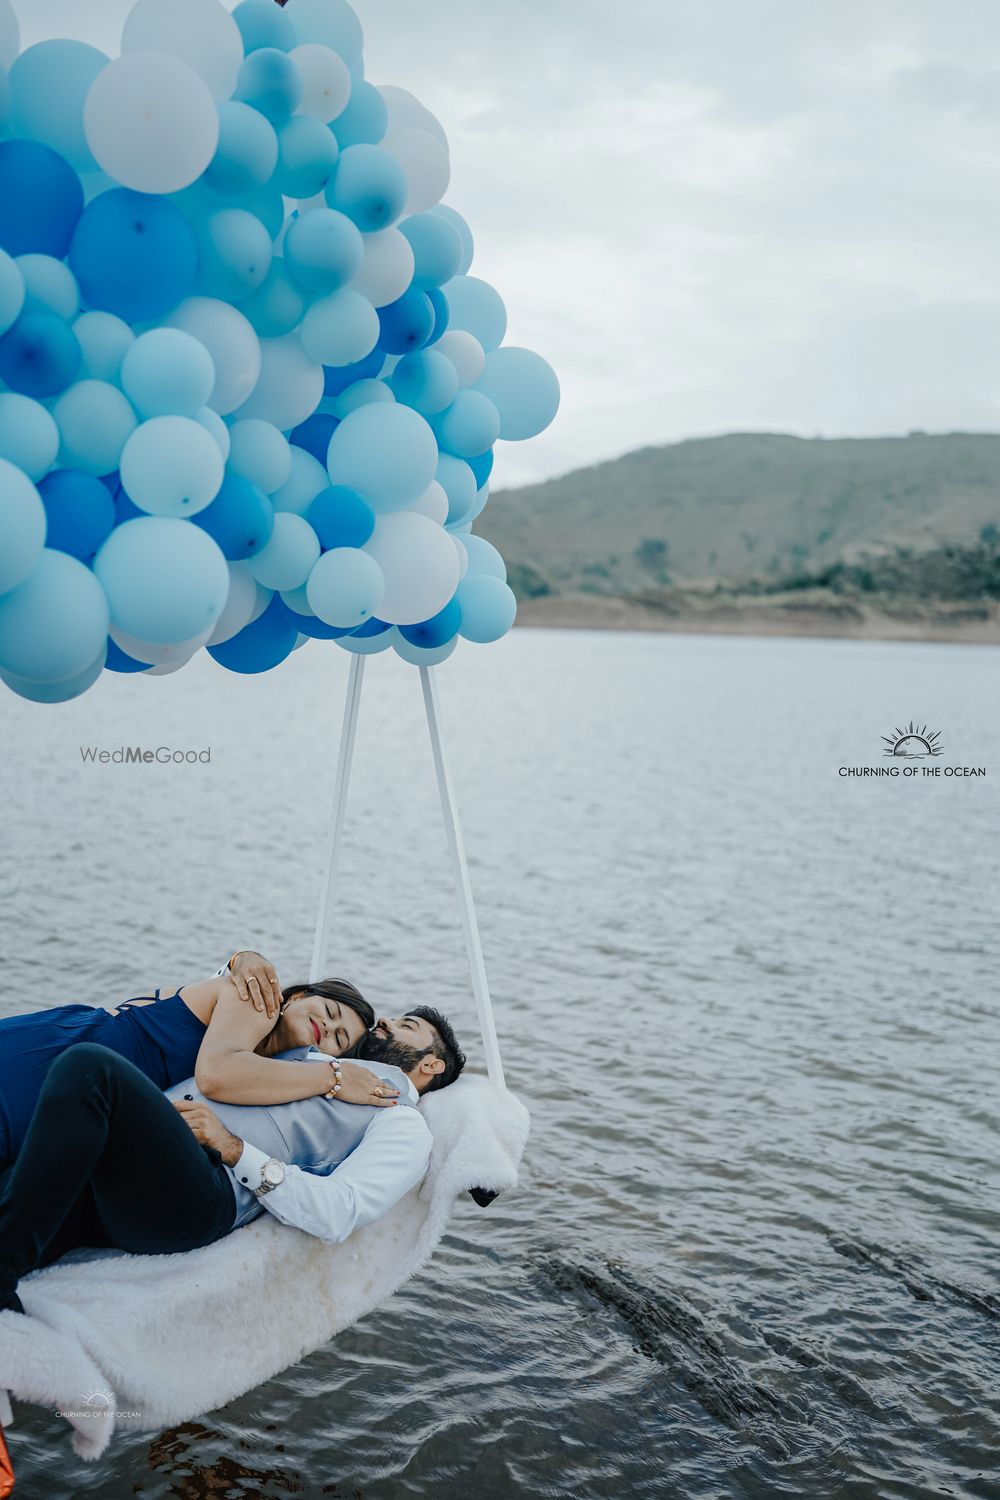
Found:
<box><xmin>309</xmin><ymin>652</ymin><xmax>366</xmax><ymax>983</ymax></box>
<box><xmin>419</xmin><ymin>665</ymin><xmax>506</xmax><ymax>1089</ymax></box>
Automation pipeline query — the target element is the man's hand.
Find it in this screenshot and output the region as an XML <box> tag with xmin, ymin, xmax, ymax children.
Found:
<box><xmin>172</xmin><ymin>1099</ymin><xmax>244</xmax><ymax>1167</ymax></box>
<box><xmin>228</xmin><ymin>951</ymin><xmax>282</xmax><ymax>1020</ymax></box>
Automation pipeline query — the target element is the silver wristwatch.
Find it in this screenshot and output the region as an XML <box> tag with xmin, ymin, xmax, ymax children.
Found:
<box><xmin>252</xmin><ymin>1158</ymin><xmax>286</xmax><ymax>1197</ymax></box>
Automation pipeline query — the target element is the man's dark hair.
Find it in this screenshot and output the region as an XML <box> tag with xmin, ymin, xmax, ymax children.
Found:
<box><xmin>282</xmin><ymin>978</ymin><xmax>375</xmax><ymax>1057</ymax></box>
<box><xmin>409</xmin><ymin>1006</ymin><xmax>466</xmax><ymax>1092</ymax></box>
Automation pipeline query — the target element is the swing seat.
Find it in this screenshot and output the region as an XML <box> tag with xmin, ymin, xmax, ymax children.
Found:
<box><xmin>0</xmin><ymin>1073</ymin><xmax>529</xmax><ymax>1462</ymax></box>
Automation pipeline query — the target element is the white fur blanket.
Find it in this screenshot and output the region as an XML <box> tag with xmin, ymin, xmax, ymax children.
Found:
<box><xmin>0</xmin><ymin>1074</ymin><xmax>529</xmax><ymax>1462</ymax></box>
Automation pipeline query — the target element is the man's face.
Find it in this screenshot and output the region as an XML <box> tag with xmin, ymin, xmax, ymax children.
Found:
<box><xmin>359</xmin><ymin>1013</ymin><xmax>440</xmax><ymax>1072</ymax></box>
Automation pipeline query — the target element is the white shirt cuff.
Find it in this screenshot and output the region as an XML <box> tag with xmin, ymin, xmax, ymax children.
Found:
<box><xmin>233</xmin><ymin>1139</ymin><xmax>271</xmax><ymax>1193</ymax></box>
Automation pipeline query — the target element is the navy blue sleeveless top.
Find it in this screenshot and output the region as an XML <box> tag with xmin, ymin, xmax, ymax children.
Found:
<box><xmin>0</xmin><ymin>989</ymin><xmax>208</xmax><ymax>1168</ymax></box>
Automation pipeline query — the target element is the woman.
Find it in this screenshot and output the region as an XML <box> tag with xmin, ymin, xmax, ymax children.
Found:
<box><xmin>0</xmin><ymin>950</ymin><xmax>389</xmax><ymax>1170</ymax></box>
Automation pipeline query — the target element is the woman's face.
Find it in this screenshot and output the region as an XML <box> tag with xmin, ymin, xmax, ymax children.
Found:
<box><xmin>277</xmin><ymin>990</ymin><xmax>368</xmax><ymax>1056</ymax></box>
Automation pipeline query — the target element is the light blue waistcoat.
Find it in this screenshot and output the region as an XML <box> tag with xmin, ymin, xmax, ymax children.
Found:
<box><xmin>165</xmin><ymin>1048</ymin><xmax>417</xmax><ymax>1229</ymax></box>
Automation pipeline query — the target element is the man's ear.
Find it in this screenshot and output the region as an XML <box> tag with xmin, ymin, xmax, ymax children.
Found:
<box><xmin>420</xmin><ymin>1055</ymin><xmax>445</xmax><ymax>1079</ymax></box>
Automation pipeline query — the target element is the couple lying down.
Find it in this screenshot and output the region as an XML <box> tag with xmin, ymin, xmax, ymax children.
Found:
<box><xmin>0</xmin><ymin>950</ymin><xmax>466</xmax><ymax>1317</ymax></box>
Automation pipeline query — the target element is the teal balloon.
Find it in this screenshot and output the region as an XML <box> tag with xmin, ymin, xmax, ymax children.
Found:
<box><xmin>326</xmin><ymin>403</ymin><xmax>439</xmax><ymax>512</ymax></box>
<box><xmin>400</xmin><ymin>213</ymin><xmax>463</xmax><ymax>290</ymax></box>
<box><xmin>193</xmin><ymin>472</ymin><xmax>275</xmax><ymax>559</ymax></box>
<box><xmin>93</xmin><ymin>516</ymin><xmax>229</xmax><ymax>644</ymax></box>
<box><xmin>325</xmin><ymin>144</ymin><xmax>407</xmax><ymax>232</ymax></box>
<box><xmin>443</xmin><ymin>275</ymin><xmax>506</xmax><ymax>352</ymax></box>
<box><xmin>16</xmin><ymin>254</ymin><xmax>79</xmax><ymax>319</ymax></box>
<box><xmin>474</xmin><ymin>346</ymin><xmax>561</xmax><ymax>440</ymax></box>
<box><xmin>307</xmin><ymin>484</ymin><xmax>374</xmax><ymax>549</ymax></box>
<box><xmin>73</xmin><ymin>311</ymin><xmax>133</xmax><ymax>381</ymax></box>
<box><xmin>435</xmin><ymin>451</ymin><xmax>477</xmax><ymax>524</ymax></box>
<box><xmin>389</xmin><ymin>350</ymin><xmax>458</xmax><ymax>415</ymax></box>
<box><xmin>228</xmin><ymin>419</ymin><xmax>291</xmax><ymax>493</ymax></box>
<box><xmin>197</xmin><ymin>208</ymin><xmax>272</xmax><ymax>302</ymax></box>
<box><xmin>0</xmin><ymin>393</ymin><xmax>59</xmax><ymax>479</ymax></box>
<box><xmin>331</xmin><ymin>79</ymin><xmax>387</xmax><ymax>147</ymax></box>
<box><xmin>1</xmin><ymin>643</ymin><xmax>106</xmax><ymax>702</ymax></box>
<box><xmin>208</xmin><ymin>592</ymin><xmax>298</xmax><ymax>674</ymax></box>
<box><xmin>232</xmin><ymin>0</ymin><xmax>296</xmax><ymax>54</ymax></box>
<box><xmin>0</xmin><ymin>458</ymin><xmax>46</xmax><ymax>594</ymax></box>
<box><xmin>232</xmin><ymin>183</ymin><xmax>285</xmax><ymax>240</ymax></box>
<box><xmin>306</xmin><ymin>545</ymin><xmax>384</xmax><ymax>628</ymax></box>
<box><xmin>0</xmin><ymin>311</ymin><xmax>81</xmax><ymax>398</ymax></box>
<box><xmin>0</xmin><ymin>140</ymin><xmax>84</xmax><ymax>259</ymax></box>
<box><xmin>300</xmin><ymin>287</ymin><xmax>378</xmax><ymax>366</ymax></box>
<box><xmin>284</xmin><ymin>208</ymin><xmax>363</xmax><ymax>293</ymax></box>
<box><xmin>0</xmin><ymin>248</ymin><xmax>24</xmax><ymax>334</ymax></box>
<box><xmin>239</xmin><ymin>257</ymin><xmax>308</xmax><ymax>337</ymax></box>
<box><xmin>459</xmin><ymin>533</ymin><xmax>506</xmax><ymax>581</ymax></box>
<box><xmin>434</xmin><ymin>390</ymin><xmax>500</xmax><ymax>458</ymax></box>
<box><xmin>120</xmin><ymin>329</ymin><xmax>215</xmax><ymax>418</ymax></box>
<box><xmin>377</xmin><ymin>288</ymin><xmax>434</xmax><ymax>354</ymax></box>
<box><xmin>275</xmin><ymin>116</ymin><xmax>339</xmax><ymax>198</ymax></box>
<box><xmin>235</xmin><ymin>48</ymin><xmax>302</xmax><ymax>127</ymax></box>
<box><xmin>53</xmin><ymin>380</ymin><xmax>138</xmax><ymax>476</ymax></box>
<box><xmin>393</xmin><ymin>633</ymin><xmax>457</xmax><ymax>667</ymax></box>
<box><xmin>39</xmin><ymin>469</ymin><xmax>115</xmax><ymax>562</ymax></box>
<box><xmin>455</xmin><ymin>575</ymin><xmax>517</xmax><ymax>643</ymax></box>
<box><xmin>249</xmin><ymin>511</ymin><xmax>320</xmax><ymax>590</ymax></box>
<box><xmin>9</xmin><ymin>41</ymin><xmax>108</xmax><ymax>172</ymax></box>
<box><xmin>0</xmin><ymin>548</ymin><xmax>110</xmax><ymax>682</ymax></box>
<box><xmin>429</xmin><ymin>205</ymin><xmax>473</xmax><ymax>275</ymax></box>
<box><xmin>204</xmin><ymin>101</ymin><xmax>279</xmax><ymax>195</ymax></box>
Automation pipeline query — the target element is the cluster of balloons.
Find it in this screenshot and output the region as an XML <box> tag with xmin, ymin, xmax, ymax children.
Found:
<box><xmin>0</xmin><ymin>0</ymin><xmax>559</xmax><ymax>701</ymax></box>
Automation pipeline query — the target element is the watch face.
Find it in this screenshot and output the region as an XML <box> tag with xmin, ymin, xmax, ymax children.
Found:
<box><xmin>263</xmin><ymin>1160</ymin><xmax>284</xmax><ymax>1185</ymax></box>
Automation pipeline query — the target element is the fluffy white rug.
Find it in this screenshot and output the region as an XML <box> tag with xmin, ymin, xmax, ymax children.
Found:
<box><xmin>0</xmin><ymin>1073</ymin><xmax>529</xmax><ymax>1461</ymax></box>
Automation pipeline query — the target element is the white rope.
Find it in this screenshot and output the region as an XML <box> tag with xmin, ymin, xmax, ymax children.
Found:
<box><xmin>309</xmin><ymin>653</ymin><xmax>366</xmax><ymax>983</ymax></box>
<box><xmin>419</xmin><ymin>665</ymin><xmax>506</xmax><ymax>1089</ymax></box>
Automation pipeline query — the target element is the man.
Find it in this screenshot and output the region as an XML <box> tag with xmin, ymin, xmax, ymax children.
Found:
<box><xmin>0</xmin><ymin>955</ymin><xmax>465</xmax><ymax>1316</ymax></box>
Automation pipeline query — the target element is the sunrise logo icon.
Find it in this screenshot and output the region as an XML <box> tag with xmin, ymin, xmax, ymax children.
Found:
<box><xmin>881</xmin><ymin>722</ymin><xmax>943</xmax><ymax>758</ymax></box>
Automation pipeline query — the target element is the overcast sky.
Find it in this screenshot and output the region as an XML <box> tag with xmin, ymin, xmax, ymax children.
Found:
<box><xmin>18</xmin><ymin>1</ymin><xmax>1000</xmax><ymax>485</ymax></box>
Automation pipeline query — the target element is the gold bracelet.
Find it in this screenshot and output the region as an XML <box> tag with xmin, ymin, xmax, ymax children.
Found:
<box><xmin>324</xmin><ymin>1059</ymin><xmax>343</xmax><ymax>1099</ymax></box>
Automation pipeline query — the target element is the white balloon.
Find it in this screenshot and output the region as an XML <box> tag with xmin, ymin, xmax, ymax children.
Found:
<box><xmin>348</xmin><ymin>226</ymin><xmax>414</xmax><ymax>308</ymax></box>
<box><xmin>122</xmin><ymin>0</ymin><xmax>243</xmax><ymax>102</ymax></box>
<box><xmin>167</xmin><ymin>297</ymin><xmax>262</xmax><ymax>415</ymax></box>
<box><xmin>84</xmin><ymin>53</ymin><xmax>219</xmax><ymax>194</ymax></box>
<box><xmin>378</xmin><ymin>85</ymin><xmax>448</xmax><ymax>147</ymax></box>
<box><xmin>380</xmin><ymin>125</ymin><xmax>449</xmax><ymax>213</ymax></box>
<box><xmin>409</xmin><ymin>479</ymin><xmax>449</xmax><ymax>524</ymax></box>
<box><xmin>232</xmin><ymin>333</ymin><xmax>324</xmax><ymax>431</ymax></box>
<box><xmin>206</xmin><ymin>563</ymin><xmax>259</xmax><ymax>645</ymax></box>
<box><xmin>0</xmin><ymin>0</ymin><xmax>19</xmax><ymax>70</ymax></box>
<box><xmin>434</xmin><ymin>329</ymin><xmax>486</xmax><ymax>388</ymax></box>
<box><xmin>362</xmin><ymin>511</ymin><xmax>461</xmax><ymax>626</ymax></box>
<box><xmin>290</xmin><ymin>44</ymin><xmax>351</xmax><ymax>122</ymax></box>
<box><xmin>110</xmin><ymin>623</ymin><xmax>214</xmax><ymax>665</ymax></box>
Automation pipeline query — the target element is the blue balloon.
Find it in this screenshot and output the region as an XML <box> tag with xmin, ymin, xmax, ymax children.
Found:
<box><xmin>467</xmin><ymin>448</ymin><xmax>494</xmax><ymax>489</ymax></box>
<box><xmin>193</xmin><ymin>473</ymin><xmax>275</xmax><ymax>560</ymax></box>
<box><xmin>400</xmin><ymin>213</ymin><xmax>463</xmax><ymax>290</ymax></box>
<box><xmin>235</xmin><ymin>48</ymin><xmax>302</xmax><ymax>127</ymax></box>
<box><xmin>208</xmin><ymin>592</ymin><xmax>299</xmax><ymax>674</ymax></box>
<box><xmin>69</xmin><ymin>190</ymin><xmax>198</xmax><ymax>323</ymax></box>
<box><xmin>0</xmin><ymin>548</ymin><xmax>110</xmax><ymax>683</ymax></box>
<box><xmin>105</xmin><ymin>634</ymin><xmax>151</xmax><ymax>673</ymax></box>
<box><xmin>290</xmin><ymin>412</ymin><xmax>340</xmax><ymax>465</ymax></box>
<box><xmin>284</xmin><ymin>208</ymin><xmax>363</xmax><ymax>293</ymax></box>
<box><xmin>275</xmin><ymin>116</ymin><xmax>339</xmax><ymax>199</ymax></box>
<box><xmin>0</xmin><ymin>140</ymin><xmax>84</xmax><ymax>258</ymax></box>
<box><xmin>323</xmin><ymin>347</ymin><xmax>384</xmax><ymax>396</ymax></box>
<box><xmin>0</xmin><ymin>249</ymin><xmax>25</xmax><ymax>334</ymax></box>
<box><xmin>425</xmin><ymin>286</ymin><xmax>450</xmax><ymax>347</ymax></box>
<box><xmin>114</xmin><ymin>484</ymin><xmax>144</xmax><ymax>525</ymax></box>
<box><xmin>377</xmin><ymin>288</ymin><xmax>435</xmax><ymax>355</ymax></box>
<box><xmin>351</xmin><ymin>615</ymin><xmax>392</xmax><ymax>638</ymax></box>
<box><xmin>204</xmin><ymin>102</ymin><xmax>279</xmax><ymax>196</ymax></box>
<box><xmin>281</xmin><ymin>590</ymin><xmax>356</xmax><ymax>640</ymax></box>
<box><xmin>389</xmin><ymin>349</ymin><xmax>458</xmax><ymax>416</ymax></box>
<box><xmin>455</xmin><ymin>575</ymin><xmax>517</xmax><ymax>643</ymax></box>
<box><xmin>398</xmin><ymin>597</ymin><xmax>462</xmax><ymax>649</ymax></box>
<box><xmin>308</xmin><ymin>484</ymin><xmax>374</xmax><ymax>549</ymax></box>
<box><xmin>0</xmin><ymin>310</ymin><xmax>81</xmax><ymax>397</ymax></box>
<box><xmin>231</xmin><ymin>0</ymin><xmax>296</xmax><ymax>54</ymax></box>
<box><xmin>331</xmin><ymin>80</ymin><xmax>388</xmax><ymax>148</ymax></box>
<box><xmin>325</xmin><ymin>144</ymin><xmax>407</xmax><ymax>232</ymax></box>
<box><xmin>39</xmin><ymin>470</ymin><xmax>115</xmax><ymax>562</ymax></box>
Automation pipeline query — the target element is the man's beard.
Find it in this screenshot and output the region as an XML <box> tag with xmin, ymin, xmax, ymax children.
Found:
<box><xmin>358</xmin><ymin>1031</ymin><xmax>423</xmax><ymax>1072</ymax></box>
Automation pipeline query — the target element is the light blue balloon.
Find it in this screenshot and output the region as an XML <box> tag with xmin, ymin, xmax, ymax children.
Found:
<box><xmin>389</xmin><ymin>350</ymin><xmax>459</xmax><ymax>415</ymax></box>
<box><xmin>331</xmin><ymin>377</ymin><xmax>393</xmax><ymax>418</ymax></box>
<box><xmin>474</xmin><ymin>346</ymin><xmax>561</xmax><ymax>440</ymax></box>
<box><xmin>271</xmin><ymin>445</ymin><xmax>328</xmax><ymax>516</ymax></box>
<box><xmin>0</xmin><ymin>548</ymin><xmax>110</xmax><ymax>682</ymax></box>
<box><xmin>0</xmin><ymin>393</ymin><xmax>59</xmax><ymax>480</ymax></box>
<box><xmin>275</xmin><ymin>116</ymin><xmax>339</xmax><ymax>199</ymax></box>
<box><xmin>232</xmin><ymin>183</ymin><xmax>286</xmax><ymax>239</ymax></box>
<box><xmin>284</xmin><ymin>208</ymin><xmax>363</xmax><ymax>293</ymax></box>
<box><xmin>239</xmin><ymin>256</ymin><xmax>308</xmax><ymax>338</ymax></box>
<box><xmin>73</xmin><ymin>311</ymin><xmax>134</xmax><ymax>380</ymax></box>
<box><xmin>204</xmin><ymin>101</ymin><xmax>279</xmax><ymax>196</ymax></box>
<box><xmin>0</xmin><ymin>248</ymin><xmax>24</xmax><ymax>334</ymax></box>
<box><xmin>228</xmin><ymin>418</ymin><xmax>292</xmax><ymax>493</ymax></box>
<box><xmin>0</xmin><ymin>458</ymin><xmax>46</xmax><ymax>595</ymax></box>
<box><xmin>16</xmin><ymin>254</ymin><xmax>79</xmax><ymax>319</ymax></box>
<box><xmin>249</xmin><ymin>511</ymin><xmax>320</xmax><ymax>590</ymax></box>
<box><xmin>1</xmin><ymin>642</ymin><xmax>106</xmax><ymax>702</ymax></box>
<box><xmin>9</xmin><ymin>41</ymin><xmax>108</xmax><ymax>172</ymax></box>
<box><xmin>232</xmin><ymin>0</ymin><xmax>296</xmax><ymax>54</ymax></box>
<box><xmin>306</xmin><ymin>546</ymin><xmax>385</xmax><ymax>628</ymax></box>
<box><xmin>459</xmin><ymin>533</ymin><xmax>507</xmax><ymax>582</ymax></box>
<box><xmin>235</xmin><ymin>47</ymin><xmax>302</xmax><ymax>127</ymax></box>
<box><xmin>94</xmin><ymin>516</ymin><xmax>229</xmax><ymax>645</ymax></box>
<box><xmin>120</xmin><ymin>329</ymin><xmax>216</xmax><ymax>418</ymax></box>
<box><xmin>393</xmin><ymin>633</ymin><xmax>457</xmax><ymax>666</ymax></box>
<box><xmin>300</xmin><ymin>287</ymin><xmax>378</xmax><ymax>366</ymax></box>
<box><xmin>197</xmin><ymin>208</ymin><xmax>272</xmax><ymax>302</ymax></box>
<box><xmin>443</xmin><ymin>275</ymin><xmax>506</xmax><ymax>352</ymax></box>
<box><xmin>119</xmin><ymin>417</ymin><xmax>224</xmax><ymax>518</ymax></box>
<box><xmin>337</xmin><ymin>625</ymin><xmax>394</xmax><ymax>655</ymax></box>
<box><xmin>434</xmin><ymin>390</ymin><xmax>500</xmax><ymax>458</ymax></box>
<box><xmin>326</xmin><ymin>402</ymin><xmax>439</xmax><ymax>512</ymax></box>
<box><xmin>430</xmin><ymin>205</ymin><xmax>474</xmax><ymax>275</ymax></box>
<box><xmin>434</xmin><ymin>451</ymin><xmax>477</xmax><ymax>525</ymax></box>
<box><xmin>399</xmin><ymin>213</ymin><xmax>463</xmax><ymax>290</ymax></box>
<box><xmin>331</xmin><ymin>79</ymin><xmax>387</xmax><ymax>148</ymax></box>
<box><xmin>53</xmin><ymin>380</ymin><xmax>138</xmax><ymax>476</ymax></box>
<box><xmin>455</xmin><ymin>575</ymin><xmax>517</xmax><ymax>643</ymax></box>
<box><xmin>325</xmin><ymin>144</ymin><xmax>407</xmax><ymax>233</ymax></box>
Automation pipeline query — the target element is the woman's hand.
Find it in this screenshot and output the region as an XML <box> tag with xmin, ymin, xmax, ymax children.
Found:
<box><xmin>328</xmin><ymin>1061</ymin><xmax>400</xmax><ymax>1107</ymax></box>
<box><xmin>228</xmin><ymin>952</ymin><xmax>282</xmax><ymax>1020</ymax></box>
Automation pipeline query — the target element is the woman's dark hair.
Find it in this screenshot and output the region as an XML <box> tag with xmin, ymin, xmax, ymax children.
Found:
<box><xmin>281</xmin><ymin>978</ymin><xmax>375</xmax><ymax>1057</ymax></box>
<box><xmin>409</xmin><ymin>1005</ymin><xmax>466</xmax><ymax>1092</ymax></box>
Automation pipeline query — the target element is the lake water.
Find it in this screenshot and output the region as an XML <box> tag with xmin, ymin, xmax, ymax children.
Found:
<box><xmin>0</xmin><ymin>627</ymin><xmax>997</xmax><ymax>1499</ymax></box>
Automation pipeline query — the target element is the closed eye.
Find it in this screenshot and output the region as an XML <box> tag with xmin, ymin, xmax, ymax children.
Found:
<box><xmin>327</xmin><ymin>1001</ymin><xmax>349</xmax><ymax>1053</ymax></box>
